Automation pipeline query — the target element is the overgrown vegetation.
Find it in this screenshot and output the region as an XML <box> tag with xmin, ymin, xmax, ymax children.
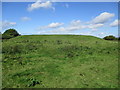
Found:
<box><xmin>2</xmin><ymin>35</ymin><xmax>118</xmax><ymax>88</ymax></box>
<box><xmin>2</xmin><ymin>29</ymin><xmax>20</xmax><ymax>39</ymax></box>
<box><xmin>103</xmin><ymin>35</ymin><xmax>118</xmax><ymax>41</ymax></box>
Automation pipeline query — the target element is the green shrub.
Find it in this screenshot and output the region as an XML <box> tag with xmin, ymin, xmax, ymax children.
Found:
<box><xmin>103</xmin><ymin>35</ymin><xmax>117</xmax><ymax>40</ymax></box>
<box><xmin>2</xmin><ymin>29</ymin><xmax>20</xmax><ymax>39</ymax></box>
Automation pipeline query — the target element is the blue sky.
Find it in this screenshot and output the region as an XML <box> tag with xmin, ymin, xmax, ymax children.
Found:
<box><xmin>2</xmin><ymin>1</ymin><xmax>118</xmax><ymax>38</ymax></box>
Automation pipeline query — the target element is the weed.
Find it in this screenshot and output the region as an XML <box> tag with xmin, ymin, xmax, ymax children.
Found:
<box><xmin>27</xmin><ymin>78</ymin><xmax>41</xmax><ymax>87</ymax></box>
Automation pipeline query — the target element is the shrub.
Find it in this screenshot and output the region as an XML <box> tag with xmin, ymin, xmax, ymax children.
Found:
<box><xmin>103</xmin><ymin>35</ymin><xmax>117</xmax><ymax>40</ymax></box>
<box><xmin>2</xmin><ymin>29</ymin><xmax>20</xmax><ymax>39</ymax></box>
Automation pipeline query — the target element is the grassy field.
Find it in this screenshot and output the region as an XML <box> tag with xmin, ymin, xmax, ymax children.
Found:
<box><xmin>2</xmin><ymin>35</ymin><xmax>118</xmax><ymax>88</ymax></box>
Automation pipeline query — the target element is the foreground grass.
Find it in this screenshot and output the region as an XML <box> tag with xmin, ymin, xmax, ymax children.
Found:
<box><xmin>2</xmin><ymin>35</ymin><xmax>118</xmax><ymax>88</ymax></box>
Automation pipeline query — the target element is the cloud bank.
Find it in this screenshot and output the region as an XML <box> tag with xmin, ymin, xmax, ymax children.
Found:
<box><xmin>36</xmin><ymin>12</ymin><xmax>116</xmax><ymax>37</ymax></box>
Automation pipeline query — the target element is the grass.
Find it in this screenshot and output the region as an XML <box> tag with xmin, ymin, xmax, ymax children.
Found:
<box><xmin>2</xmin><ymin>35</ymin><xmax>119</xmax><ymax>88</ymax></box>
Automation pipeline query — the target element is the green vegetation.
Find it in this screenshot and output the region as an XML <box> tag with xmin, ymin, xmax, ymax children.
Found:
<box><xmin>2</xmin><ymin>29</ymin><xmax>20</xmax><ymax>39</ymax></box>
<box><xmin>2</xmin><ymin>35</ymin><xmax>118</xmax><ymax>88</ymax></box>
<box><xmin>103</xmin><ymin>35</ymin><xmax>118</xmax><ymax>41</ymax></box>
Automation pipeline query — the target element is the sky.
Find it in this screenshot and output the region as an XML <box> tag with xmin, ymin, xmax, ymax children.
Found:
<box><xmin>1</xmin><ymin>1</ymin><xmax>119</xmax><ymax>38</ymax></box>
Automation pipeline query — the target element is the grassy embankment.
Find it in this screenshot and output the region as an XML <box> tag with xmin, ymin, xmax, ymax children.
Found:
<box><xmin>2</xmin><ymin>35</ymin><xmax>119</xmax><ymax>88</ymax></box>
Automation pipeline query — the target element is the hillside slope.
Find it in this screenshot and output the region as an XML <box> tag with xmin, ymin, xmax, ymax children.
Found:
<box><xmin>2</xmin><ymin>35</ymin><xmax>118</xmax><ymax>88</ymax></box>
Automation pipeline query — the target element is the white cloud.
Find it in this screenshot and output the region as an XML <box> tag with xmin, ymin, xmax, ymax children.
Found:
<box><xmin>80</xmin><ymin>32</ymin><xmax>93</xmax><ymax>36</ymax></box>
<box><xmin>67</xmin><ymin>20</ymin><xmax>87</xmax><ymax>31</ymax></box>
<box><xmin>37</xmin><ymin>19</ymin><xmax>105</xmax><ymax>34</ymax></box>
<box><xmin>70</xmin><ymin>20</ymin><xmax>81</xmax><ymax>26</ymax></box>
<box><xmin>67</xmin><ymin>26</ymin><xmax>81</xmax><ymax>31</ymax></box>
<box><xmin>36</xmin><ymin>12</ymin><xmax>115</xmax><ymax>35</ymax></box>
<box><xmin>110</xmin><ymin>19</ymin><xmax>119</xmax><ymax>27</ymax></box>
<box><xmin>27</xmin><ymin>1</ymin><xmax>55</xmax><ymax>11</ymax></box>
<box><xmin>48</xmin><ymin>22</ymin><xmax>64</xmax><ymax>28</ymax></box>
<box><xmin>21</xmin><ymin>17</ymin><xmax>31</xmax><ymax>21</ymax></box>
<box><xmin>48</xmin><ymin>27</ymin><xmax>66</xmax><ymax>33</ymax></box>
<box><xmin>37</xmin><ymin>20</ymin><xmax>84</xmax><ymax>34</ymax></box>
<box><xmin>56</xmin><ymin>20</ymin><xmax>85</xmax><ymax>32</ymax></box>
<box><xmin>38</xmin><ymin>22</ymin><xmax>64</xmax><ymax>30</ymax></box>
<box><xmin>92</xmin><ymin>12</ymin><xmax>114</xmax><ymax>24</ymax></box>
<box><xmin>69</xmin><ymin>20</ymin><xmax>104</xmax><ymax>31</ymax></box>
<box><xmin>1</xmin><ymin>20</ymin><xmax>16</xmax><ymax>29</ymax></box>
<box><xmin>87</xmin><ymin>23</ymin><xmax>104</xmax><ymax>29</ymax></box>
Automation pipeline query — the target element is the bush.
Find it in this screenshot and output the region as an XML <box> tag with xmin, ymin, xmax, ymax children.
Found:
<box><xmin>2</xmin><ymin>29</ymin><xmax>20</xmax><ymax>39</ymax></box>
<box><xmin>103</xmin><ymin>35</ymin><xmax>117</xmax><ymax>40</ymax></box>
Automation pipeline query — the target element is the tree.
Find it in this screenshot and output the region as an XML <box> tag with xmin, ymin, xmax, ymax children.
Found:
<box><xmin>103</xmin><ymin>35</ymin><xmax>116</xmax><ymax>40</ymax></box>
<box><xmin>2</xmin><ymin>29</ymin><xmax>20</xmax><ymax>39</ymax></box>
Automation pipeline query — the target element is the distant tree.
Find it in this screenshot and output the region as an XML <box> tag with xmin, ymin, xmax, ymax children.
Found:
<box><xmin>2</xmin><ymin>29</ymin><xmax>20</xmax><ymax>39</ymax></box>
<box><xmin>103</xmin><ymin>35</ymin><xmax>117</xmax><ymax>40</ymax></box>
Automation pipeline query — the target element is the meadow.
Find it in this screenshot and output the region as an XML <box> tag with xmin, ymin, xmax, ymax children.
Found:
<box><xmin>2</xmin><ymin>35</ymin><xmax>119</xmax><ymax>88</ymax></box>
